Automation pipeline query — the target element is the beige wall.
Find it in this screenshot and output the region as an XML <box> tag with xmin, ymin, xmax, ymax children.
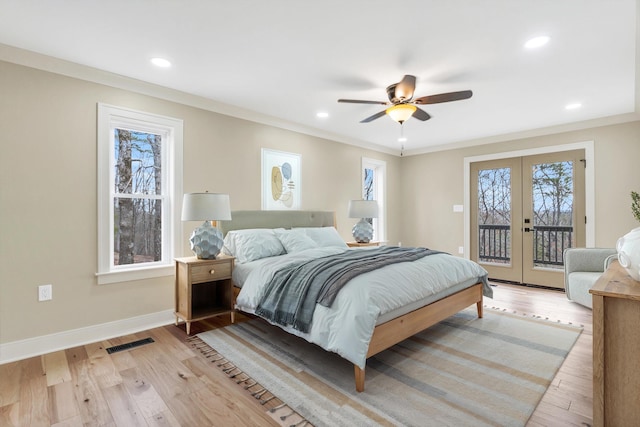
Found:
<box><xmin>400</xmin><ymin>121</ymin><xmax>640</xmax><ymax>253</ymax></box>
<box><xmin>0</xmin><ymin>60</ymin><xmax>399</xmax><ymax>345</ymax></box>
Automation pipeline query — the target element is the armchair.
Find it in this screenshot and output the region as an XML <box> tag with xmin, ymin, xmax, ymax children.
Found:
<box><xmin>563</xmin><ymin>248</ymin><xmax>617</xmax><ymax>309</ymax></box>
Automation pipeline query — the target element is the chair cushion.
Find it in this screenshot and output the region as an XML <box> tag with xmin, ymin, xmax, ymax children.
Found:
<box><xmin>567</xmin><ymin>271</ymin><xmax>602</xmax><ymax>309</ymax></box>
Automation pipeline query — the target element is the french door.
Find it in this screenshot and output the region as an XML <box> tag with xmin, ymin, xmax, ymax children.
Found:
<box><xmin>470</xmin><ymin>150</ymin><xmax>585</xmax><ymax>288</ymax></box>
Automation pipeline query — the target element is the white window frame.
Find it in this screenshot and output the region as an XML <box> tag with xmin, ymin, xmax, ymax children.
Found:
<box><xmin>362</xmin><ymin>157</ymin><xmax>387</xmax><ymax>243</ymax></box>
<box><xmin>96</xmin><ymin>103</ymin><xmax>183</xmax><ymax>285</ymax></box>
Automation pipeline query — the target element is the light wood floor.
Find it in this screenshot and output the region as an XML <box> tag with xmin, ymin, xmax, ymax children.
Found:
<box><xmin>0</xmin><ymin>282</ymin><xmax>593</xmax><ymax>427</ymax></box>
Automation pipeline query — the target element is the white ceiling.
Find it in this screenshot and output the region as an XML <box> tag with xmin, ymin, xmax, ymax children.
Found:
<box><xmin>0</xmin><ymin>0</ymin><xmax>637</xmax><ymax>155</ymax></box>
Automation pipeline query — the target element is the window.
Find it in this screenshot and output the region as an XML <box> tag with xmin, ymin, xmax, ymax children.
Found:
<box><xmin>97</xmin><ymin>104</ymin><xmax>183</xmax><ymax>284</ymax></box>
<box><xmin>362</xmin><ymin>157</ymin><xmax>386</xmax><ymax>243</ymax></box>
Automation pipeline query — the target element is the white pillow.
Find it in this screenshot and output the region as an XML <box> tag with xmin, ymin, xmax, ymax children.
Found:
<box><xmin>275</xmin><ymin>229</ymin><xmax>319</xmax><ymax>253</ymax></box>
<box><xmin>222</xmin><ymin>229</ymin><xmax>285</xmax><ymax>263</ymax></box>
<box><xmin>296</xmin><ymin>227</ymin><xmax>347</xmax><ymax>248</ymax></box>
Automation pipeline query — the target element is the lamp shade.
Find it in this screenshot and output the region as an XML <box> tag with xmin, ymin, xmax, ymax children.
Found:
<box><xmin>386</xmin><ymin>104</ymin><xmax>417</xmax><ymax>123</ymax></box>
<box><xmin>181</xmin><ymin>193</ymin><xmax>232</xmax><ymax>221</ymax></box>
<box><xmin>348</xmin><ymin>200</ymin><xmax>379</xmax><ymax>218</ymax></box>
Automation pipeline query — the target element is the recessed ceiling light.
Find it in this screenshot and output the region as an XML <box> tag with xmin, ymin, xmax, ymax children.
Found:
<box><xmin>151</xmin><ymin>57</ymin><xmax>171</xmax><ymax>68</ymax></box>
<box><xmin>398</xmin><ymin>137</ymin><xmax>407</xmax><ymax>143</ymax></box>
<box><xmin>524</xmin><ymin>36</ymin><xmax>550</xmax><ymax>49</ymax></box>
<box><xmin>316</xmin><ymin>112</ymin><xmax>329</xmax><ymax>118</ymax></box>
<box><xmin>565</xmin><ymin>103</ymin><xmax>582</xmax><ymax>110</ymax></box>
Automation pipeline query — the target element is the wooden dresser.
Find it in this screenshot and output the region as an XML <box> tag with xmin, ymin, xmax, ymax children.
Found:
<box><xmin>589</xmin><ymin>260</ymin><xmax>640</xmax><ymax>426</ymax></box>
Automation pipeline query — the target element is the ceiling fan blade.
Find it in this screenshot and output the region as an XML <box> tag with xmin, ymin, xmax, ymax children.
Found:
<box><xmin>395</xmin><ymin>75</ymin><xmax>416</xmax><ymax>101</ymax></box>
<box><xmin>338</xmin><ymin>99</ymin><xmax>388</xmax><ymax>105</ymax></box>
<box><xmin>360</xmin><ymin>110</ymin><xmax>387</xmax><ymax>123</ymax></box>
<box><xmin>414</xmin><ymin>90</ymin><xmax>473</xmax><ymax>105</ymax></box>
<box><xmin>412</xmin><ymin>107</ymin><xmax>431</xmax><ymax>121</ymax></box>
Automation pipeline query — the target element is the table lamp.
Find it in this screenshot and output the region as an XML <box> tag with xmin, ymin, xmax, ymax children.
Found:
<box><xmin>181</xmin><ymin>192</ymin><xmax>232</xmax><ymax>259</ymax></box>
<box><xmin>348</xmin><ymin>199</ymin><xmax>379</xmax><ymax>243</ymax></box>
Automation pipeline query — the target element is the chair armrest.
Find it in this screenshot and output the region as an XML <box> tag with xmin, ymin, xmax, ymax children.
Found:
<box><xmin>564</xmin><ymin>248</ymin><xmax>617</xmax><ymax>274</ymax></box>
<box><xmin>563</xmin><ymin>248</ymin><xmax>617</xmax><ymax>295</ymax></box>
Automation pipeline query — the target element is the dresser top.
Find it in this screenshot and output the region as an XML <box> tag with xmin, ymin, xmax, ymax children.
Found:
<box><xmin>590</xmin><ymin>260</ymin><xmax>640</xmax><ymax>301</ymax></box>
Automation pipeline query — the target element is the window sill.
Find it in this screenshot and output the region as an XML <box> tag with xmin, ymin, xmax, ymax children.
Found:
<box><xmin>96</xmin><ymin>264</ymin><xmax>174</xmax><ymax>285</ymax></box>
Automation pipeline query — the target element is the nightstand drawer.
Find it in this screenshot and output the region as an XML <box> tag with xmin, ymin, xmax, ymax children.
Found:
<box><xmin>191</xmin><ymin>262</ymin><xmax>232</xmax><ymax>283</ymax></box>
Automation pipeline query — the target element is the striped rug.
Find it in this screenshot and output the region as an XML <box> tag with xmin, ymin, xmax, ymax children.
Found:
<box><xmin>197</xmin><ymin>307</ymin><xmax>581</xmax><ymax>426</ymax></box>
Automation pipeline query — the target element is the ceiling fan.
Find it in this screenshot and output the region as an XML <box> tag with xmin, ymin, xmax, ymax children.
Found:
<box><xmin>338</xmin><ymin>75</ymin><xmax>472</xmax><ymax>124</ymax></box>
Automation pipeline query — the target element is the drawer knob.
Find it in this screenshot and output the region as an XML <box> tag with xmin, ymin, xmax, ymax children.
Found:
<box><xmin>209</xmin><ymin>269</ymin><xmax>215</xmax><ymax>275</ymax></box>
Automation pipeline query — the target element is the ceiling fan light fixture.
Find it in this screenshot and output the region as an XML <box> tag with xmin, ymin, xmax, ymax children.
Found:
<box><xmin>386</xmin><ymin>104</ymin><xmax>417</xmax><ymax>123</ymax></box>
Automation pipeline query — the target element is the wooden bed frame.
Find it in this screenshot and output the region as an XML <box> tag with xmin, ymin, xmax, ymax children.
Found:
<box><xmin>220</xmin><ymin>210</ymin><xmax>483</xmax><ymax>392</ymax></box>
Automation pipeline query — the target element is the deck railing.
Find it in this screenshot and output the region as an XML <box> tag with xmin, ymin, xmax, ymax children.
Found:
<box><xmin>478</xmin><ymin>224</ymin><xmax>511</xmax><ymax>263</ymax></box>
<box><xmin>532</xmin><ymin>225</ymin><xmax>573</xmax><ymax>266</ymax></box>
<box><xmin>478</xmin><ymin>224</ymin><xmax>573</xmax><ymax>267</ymax></box>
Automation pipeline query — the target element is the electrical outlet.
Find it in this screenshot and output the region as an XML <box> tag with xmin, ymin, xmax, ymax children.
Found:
<box><xmin>458</xmin><ymin>246</ymin><xmax>464</xmax><ymax>254</ymax></box>
<box><xmin>38</xmin><ymin>284</ymin><xmax>52</xmax><ymax>301</ymax></box>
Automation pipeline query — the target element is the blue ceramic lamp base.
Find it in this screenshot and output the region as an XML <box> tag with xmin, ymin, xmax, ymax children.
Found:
<box><xmin>189</xmin><ymin>221</ymin><xmax>224</xmax><ymax>259</ymax></box>
<box><xmin>352</xmin><ymin>218</ymin><xmax>373</xmax><ymax>243</ymax></box>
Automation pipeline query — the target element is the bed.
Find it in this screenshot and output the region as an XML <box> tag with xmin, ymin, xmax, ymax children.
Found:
<box><xmin>220</xmin><ymin>210</ymin><xmax>492</xmax><ymax>392</ymax></box>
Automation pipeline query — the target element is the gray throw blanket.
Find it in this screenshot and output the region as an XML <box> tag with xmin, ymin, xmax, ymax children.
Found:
<box><xmin>255</xmin><ymin>246</ymin><xmax>443</xmax><ymax>333</ymax></box>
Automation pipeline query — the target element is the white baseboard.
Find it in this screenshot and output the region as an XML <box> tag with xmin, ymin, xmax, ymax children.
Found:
<box><xmin>0</xmin><ymin>309</ymin><xmax>175</xmax><ymax>364</ymax></box>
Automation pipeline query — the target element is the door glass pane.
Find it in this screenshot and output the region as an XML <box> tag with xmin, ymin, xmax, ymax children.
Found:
<box><xmin>531</xmin><ymin>161</ymin><xmax>574</xmax><ymax>269</ymax></box>
<box><xmin>477</xmin><ymin>167</ymin><xmax>511</xmax><ymax>264</ymax></box>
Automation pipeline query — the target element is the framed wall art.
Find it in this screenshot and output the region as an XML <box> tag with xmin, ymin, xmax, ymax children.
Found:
<box><xmin>261</xmin><ymin>148</ymin><xmax>301</xmax><ymax>210</ymax></box>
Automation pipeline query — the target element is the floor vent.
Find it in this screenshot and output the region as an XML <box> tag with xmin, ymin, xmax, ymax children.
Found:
<box><xmin>106</xmin><ymin>337</ymin><xmax>155</xmax><ymax>354</ymax></box>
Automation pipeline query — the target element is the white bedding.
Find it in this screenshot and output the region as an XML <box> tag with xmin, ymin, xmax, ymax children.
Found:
<box><xmin>234</xmin><ymin>246</ymin><xmax>491</xmax><ymax>369</ymax></box>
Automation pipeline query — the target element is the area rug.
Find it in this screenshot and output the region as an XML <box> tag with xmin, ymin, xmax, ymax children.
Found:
<box><xmin>197</xmin><ymin>308</ymin><xmax>582</xmax><ymax>426</ymax></box>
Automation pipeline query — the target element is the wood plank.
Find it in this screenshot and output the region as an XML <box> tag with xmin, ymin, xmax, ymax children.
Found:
<box><xmin>0</xmin><ymin>361</ymin><xmax>23</xmax><ymax>406</ymax></box>
<box><xmin>0</xmin><ymin>402</ymin><xmax>19</xmax><ymax>427</ymax></box>
<box><xmin>18</xmin><ymin>374</ymin><xmax>50</xmax><ymax>426</ymax></box>
<box><xmin>119</xmin><ymin>367</ymin><xmax>169</xmax><ymax>419</ymax></box>
<box><xmin>64</xmin><ymin>346</ymin><xmax>88</xmax><ymax>365</ymax></box>
<box><xmin>43</xmin><ymin>351</ymin><xmax>72</xmax><ymax>387</ymax></box>
<box><xmin>101</xmin><ymin>383</ymin><xmax>147</xmax><ymax>426</ymax></box>
<box><xmin>85</xmin><ymin>341</ymin><xmax>122</xmax><ymax>389</ymax></box>
<box><xmin>50</xmin><ymin>414</ymin><xmax>84</xmax><ymax>427</ymax></box>
<box><xmin>181</xmin><ymin>355</ymin><xmax>279</xmax><ymax>425</ymax></box>
<box><xmin>129</xmin><ymin>343</ymin><xmax>207</xmax><ymax>401</ymax></box>
<box><xmin>163</xmin><ymin>390</ymin><xmax>216</xmax><ymax>426</ymax></box>
<box><xmin>145</xmin><ymin>409</ymin><xmax>182</xmax><ymax>427</ymax></box>
<box><xmin>67</xmin><ymin>358</ymin><xmax>114</xmax><ymax>426</ymax></box>
<box><xmin>47</xmin><ymin>381</ymin><xmax>80</xmax><ymax>424</ymax></box>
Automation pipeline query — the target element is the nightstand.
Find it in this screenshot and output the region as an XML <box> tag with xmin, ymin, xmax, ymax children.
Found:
<box><xmin>174</xmin><ymin>255</ymin><xmax>235</xmax><ymax>335</ymax></box>
<box><xmin>346</xmin><ymin>241</ymin><xmax>380</xmax><ymax>247</ymax></box>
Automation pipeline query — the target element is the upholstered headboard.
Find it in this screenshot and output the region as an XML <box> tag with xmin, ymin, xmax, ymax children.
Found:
<box><xmin>219</xmin><ymin>210</ymin><xmax>336</xmax><ymax>236</ymax></box>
